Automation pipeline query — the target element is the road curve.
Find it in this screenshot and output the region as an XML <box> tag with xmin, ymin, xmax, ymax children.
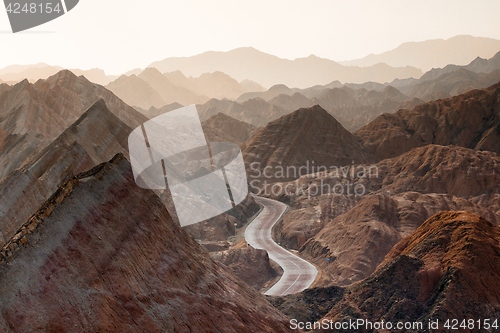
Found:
<box><xmin>244</xmin><ymin>196</ymin><xmax>318</xmax><ymax>296</ymax></box>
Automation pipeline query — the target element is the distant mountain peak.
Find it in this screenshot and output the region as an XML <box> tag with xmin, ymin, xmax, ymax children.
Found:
<box><xmin>149</xmin><ymin>47</ymin><xmax>422</xmax><ymax>88</ymax></box>
<box><xmin>341</xmin><ymin>35</ymin><xmax>500</xmax><ymax>71</ymax></box>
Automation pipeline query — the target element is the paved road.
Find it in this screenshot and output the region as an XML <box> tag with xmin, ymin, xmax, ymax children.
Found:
<box><xmin>244</xmin><ymin>196</ymin><xmax>318</xmax><ymax>296</ymax></box>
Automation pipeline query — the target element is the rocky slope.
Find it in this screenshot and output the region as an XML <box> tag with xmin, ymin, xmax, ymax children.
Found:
<box><xmin>201</xmin><ymin>112</ymin><xmax>256</xmax><ymax>148</ymax></box>
<box><xmin>0</xmin><ymin>100</ymin><xmax>130</xmax><ymax>248</ymax></box>
<box><xmin>180</xmin><ymin>194</ymin><xmax>260</xmax><ymax>243</ymax></box>
<box><xmin>0</xmin><ymin>70</ymin><xmax>145</xmax><ymax>180</ymax></box>
<box><xmin>356</xmin><ymin>81</ymin><xmax>500</xmax><ymax>161</ymax></box>
<box><xmin>244</xmin><ymin>105</ymin><xmax>371</xmax><ymax>186</ymax></box>
<box><xmin>299</xmin><ymin>191</ymin><xmax>499</xmax><ymax>287</ymax></box>
<box><xmin>265</xmin><ymin>144</ymin><xmax>500</xmax><ymax>286</ymax></box>
<box><xmin>317</xmin><ymin>211</ymin><xmax>500</xmax><ymax>332</ymax></box>
<box><xmin>0</xmin><ymin>154</ymin><xmax>297</xmax><ymax>333</ymax></box>
<box><xmin>271</xmin><ymin>211</ymin><xmax>500</xmax><ymax>333</ymax></box>
<box><xmin>0</xmin><ymin>92</ymin><xmax>259</xmax><ymax>250</ymax></box>
<box><xmin>211</xmin><ymin>247</ymin><xmax>279</xmax><ymax>292</ymax></box>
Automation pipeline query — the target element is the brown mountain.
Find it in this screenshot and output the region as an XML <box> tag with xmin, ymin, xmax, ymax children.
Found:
<box><xmin>106</xmin><ymin>74</ymin><xmax>166</xmax><ymax>109</ymax></box>
<box><xmin>0</xmin><ymin>70</ymin><xmax>145</xmax><ymax>180</ymax></box>
<box><xmin>0</xmin><ymin>100</ymin><xmax>130</xmax><ymax>248</ymax></box>
<box><xmin>197</xmin><ymin>97</ymin><xmax>289</xmax><ymax>127</ymax></box>
<box><xmin>201</xmin><ymin>112</ymin><xmax>256</xmax><ymax>148</ymax></box>
<box><xmin>268</xmin><ymin>92</ymin><xmax>311</xmax><ymax>111</ymax></box>
<box><xmin>138</xmin><ymin>68</ymin><xmax>208</xmax><ymax>105</ymax></box>
<box><xmin>417</xmin><ymin>50</ymin><xmax>500</xmax><ymax>82</ymax></box>
<box><xmin>299</xmin><ymin>191</ymin><xmax>500</xmax><ymax>288</ymax></box>
<box><xmin>403</xmin><ymin>68</ymin><xmax>500</xmax><ymax>101</ymax></box>
<box><xmin>310</xmin><ymin>85</ymin><xmax>417</xmax><ymax>131</ymax></box>
<box><xmin>236</xmin><ymin>83</ymin><xmax>420</xmax><ymax>132</ymax></box>
<box><xmin>211</xmin><ymin>247</ymin><xmax>279</xmax><ymax>292</ymax></box>
<box><xmin>243</xmin><ymin>105</ymin><xmax>371</xmax><ymax>186</ymax></box>
<box><xmin>0</xmin><ymin>154</ymin><xmax>296</xmax><ymax>333</ymax></box>
<box><xmin>150</xmin><ymin>47</ymin><xmax>421</xmax><ymax>88</ymax></box>
<box><xmin>356</xmin><ymin>81</ymin><xmax>500</xmax><ymax>161</ymax></box>
<box><xmin>272</xmin><ymin>211</ymin><xmax>500</xmax><ymax>332</ymax></box>
<box><xmin>318</xmin><ymin>211</ymin><xmax>500</xmax><ymax>332</ymax></box>
<box><xmin>266</xmin><ymin>144</ymin><xmax>500</xmax><ymax>286</ymax></box>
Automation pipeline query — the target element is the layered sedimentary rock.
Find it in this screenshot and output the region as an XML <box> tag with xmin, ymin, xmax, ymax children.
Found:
<box><xmin>266</xmin><ymin>144</ymin><xmax>500</xmax><ymax>286</ymax></box>
<box><xmin>318</xmin><ymin>211</ymin><xmax>500</xmax><ymax>332</ymax></box>
<box><xmin>244</xmin><ymin>105</ymin><xmax>371</xmax><ymax>187</ymax></box>
<box><xmin>211</xmin><ymin>247</ymin><xmax>279</xmax><ymax>292</ymax></box>
<box><xmin>0</xmin><ymin>70</ymin><xmax>145</xmax><ymax>180</ymax></box>
<box><xmin>356</xmin><ymin>81</ymin><xmax>500</xmax><ymax>161</ymax></box>
<box><xmin>0</xmin><ymin>100</ymin><xmax>130</xmax><ymax>247</ymax></box>
<box><xmin>0</xmin><ymin>155</ymin><xmax>296</xmax><ymax>333</ymax></box>
<box><xmin>271</xmin><ymin>211</ymin><xmax>500</xmax><ymax>333</ymax></box>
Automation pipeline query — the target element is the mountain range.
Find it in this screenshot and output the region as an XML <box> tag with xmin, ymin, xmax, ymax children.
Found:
<box><xmin>1</xmin><ymin>36</ymin><xmax>500</xmax><ymax>332</ymax></box>
<box><xmin>150</xmin><ymin>47</ymin><xmax>422</xmax><ymax>88</ymax></box>
<box><xmin>0</xmin><ymin>154</ymin><xmax>294</xmax><ymax>332</ymax></box>
<box><xmin>253</xmin><ymin>82</ymin><xmax>500</xmax><ymax>290</ymax></box>
<box><xmin>272</xmin><ymin>211</ymin><xmax>500</xmax><ymax>329</ymax></box>
<box><xmin>341</xmin><ymin>35</ymin><xmax>500</xmax><ymax>71</ymax></box>
<box><xmin>0</xmin><ymin>70</ymin><xmax>145</xmax><ymax>181</ymax></box>
<box><xmin>106</xmin><ymin>68</ymin><xmax>264</xmax><ymax>109</ymax></box>
<box><xmin>205</xmin><ymin>50</ymin><xmax>500</xmax><ymax>131</ymax></box>
<box><xmin>0</xmin><ymin>63</ymin><xmax>117</xmax><ymax>85</ymax></box>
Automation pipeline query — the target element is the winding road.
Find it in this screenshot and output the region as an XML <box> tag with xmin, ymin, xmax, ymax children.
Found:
<box><xmin>244</xmin><ymin>196</ymin><xmax>318</xmax><ymax>296</ymax></box>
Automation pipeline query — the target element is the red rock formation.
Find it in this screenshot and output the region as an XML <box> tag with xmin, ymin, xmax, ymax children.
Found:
<box><xmin>244</xmin><ymin>105</ymin><xmax>371</xmax><ymax>187</ymax></box>
<box><xmin>318</xmin><ymin>211</ymin><xmax>500</xmax><ymax>332</ymax></box>
<box><xmin>211</xmin><ymin>247</ymin><xmax>279</xmax><ymax>292</ymax></box>
<box><xmin>299</xmin><ymin>192</ymin><xmax>499</xmax><ymax>287</ymax></box>
<box><xmin>0</xmin><ymin>155</ymin><xmax>297</xmax><ymax>333</ymax></box>
<box><xmin>264</xmin><ymin>144</ymin><xmax>500</xmax><ymax>286</ymax></box>
<box><xmin>0</xmin><ymin>100</ymin><xmax>130</xmax><ymax>248</ymax></box>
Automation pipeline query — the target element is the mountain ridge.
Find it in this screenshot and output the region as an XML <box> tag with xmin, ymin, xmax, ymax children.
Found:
<box><xmin>341</xmin><ymin>35</ymin><xmax>500</xmax><ymax>71</ymax></box>
<box><xmin>150</xmin><ymin>47</ymin><xmax>422</xmax><ymax>88</ymax></box>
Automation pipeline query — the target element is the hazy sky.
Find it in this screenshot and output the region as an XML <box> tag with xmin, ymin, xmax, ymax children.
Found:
<box><xmin>1</xmin><ymin>0</ymin><xmax>499</xmax><ymax>74</ymax></box>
